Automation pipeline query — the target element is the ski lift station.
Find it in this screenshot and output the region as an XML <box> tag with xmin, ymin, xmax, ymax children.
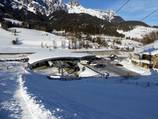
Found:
<box><xmin>28</xmin><ymin>49</ymin><xmax>96</xmax><ymax>67</ymax></box>
<box><xmin>27</xmin><ymin>49</ymin><xmax>103</xmax><ymax>79</ymax></box>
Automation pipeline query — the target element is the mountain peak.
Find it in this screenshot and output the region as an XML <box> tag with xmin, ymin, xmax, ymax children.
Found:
<box><xmin>0</xmin><ymin>0</ymin><xmax>67</xmax><ymax>15</ymax></box>
<box><xmin>66</xmin><ymin>3</ymin><xmax>117</xmax><ymax>22</ymax></box>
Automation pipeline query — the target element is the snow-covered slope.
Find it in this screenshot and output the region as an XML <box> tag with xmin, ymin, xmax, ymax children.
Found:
<box><xmin>1</xmin><ymin>62</ymin><xmax>158</xmax><ymax>119</ymax></box>
<box><xmin>0</xmin><ymin>27</ymin><xmax>13</xmax><ymax>46</ymax></box>
<box><xmin>117</xmin><ymin>26</ymin><xmax>158</xmax><ymax>39</ymax></box>
<box><xmin>67</xmin><ymin>4</ymin><xmax>116</xmax><ymax>22</ymax></box>
<box><xmin>0</xmin><ymin>0</ymin><xmax>67</xmax><ymax>15</ymax></box>
<box><xmin>0</xmin><ymin>27</ymin><xmax>69</xmax><ymax>52</ymax></box>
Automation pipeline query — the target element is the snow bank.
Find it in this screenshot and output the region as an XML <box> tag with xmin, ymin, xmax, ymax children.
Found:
<box><xmin>0</xmin><ymin>62</ymin><xmax>57</xmax><ymax>119</ymax></box>
<box><xmin>15</xmin><ymin>74</ymin><xmax>56</xmax><ymax>119</ymax></box>
<box><xmin>121</xmin><ymin>59</ymin><xmax>151</xmax><ymax>75</ymax></box>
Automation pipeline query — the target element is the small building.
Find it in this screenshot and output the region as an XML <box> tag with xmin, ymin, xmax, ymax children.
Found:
<box><xmin>131</xmin><ymin>41</ymin><xmax>158</xmax><ymax>69</ymax></box>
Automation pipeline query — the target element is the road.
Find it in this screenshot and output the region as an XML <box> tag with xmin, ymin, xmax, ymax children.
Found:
<box><xmin>86</xmin><ymin>60</ymin><xmax>140</xmax><ymax>79</ymax></box>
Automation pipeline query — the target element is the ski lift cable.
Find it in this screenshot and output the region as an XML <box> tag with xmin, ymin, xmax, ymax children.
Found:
<box><xmin>116</xmin><ymin>0</ymin><xmax>130</xmax><ymax>13</ymax></box>
<box><xmin>141</xmin><ymin>9</ymin><xmax>158</xmax><ymax>21</ymax></box>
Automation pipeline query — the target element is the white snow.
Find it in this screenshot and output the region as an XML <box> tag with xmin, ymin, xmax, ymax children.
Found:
<box><xmin>117</xmin><ymin>26</ymin><xmax>158</xmax><ymax>39</ymax></box>
<box><xmin>0</xmin><ymin>62</ymin><xmax>57</xmax><ymax>119</ymax></box>
<box><xmin>10</xmin><ymin>28</ymin><xmax>69</xmax><ymax>48</ymax></box>
<box><xmin>15</xmin><ymin>74</ymin><xmax>56</xmax><ymax>119</ymax></box>
<box><xmin>0</xmin><ymin>27</ymin><xmax>69</xmax><ymax>53</ymax></box>
<box><xmin>1</xmin><ymin>62</ymin><xmax>158</xmax><ymax>119</ymax></box>
<box><xmin>4</xmin><ymin>18</ymin><xmax>22</xmax><ymax>25</ymax></box>
<box><xmin>121</xmin><ymin>59</ymin><xmax>151</xmax><ymax>75</ymax></box>
<box><xmin>0</xmin><ymin>26</ymin><xmax>144</xmax><ymax>55</ymax></box>
<box><xmin>0</xmin><ymin>27</ymin><xmax>13</xmax><ymax>46</ymax></box>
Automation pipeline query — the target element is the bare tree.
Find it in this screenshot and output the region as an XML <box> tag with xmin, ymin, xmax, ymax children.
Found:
<box><xmin>61</xmin><ymin>40</ymin><xmax>66</xmax><ymax>49</ymax></box>
<box><xmin>53</xmin><ymin>40</ymin><xmax>57</xmax><ymax>49</ymax></box>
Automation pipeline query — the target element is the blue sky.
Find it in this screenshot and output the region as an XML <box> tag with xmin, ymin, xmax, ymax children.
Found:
<box><xmin>64</xmin><ymin>0</ymin><xmax>158</xmax><ymax>26</ymax></box>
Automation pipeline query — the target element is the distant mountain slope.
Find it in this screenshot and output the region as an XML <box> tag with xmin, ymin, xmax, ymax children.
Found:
<box><xmin>66</xmin><ymin>3</ymin><xmax>124</xmax><ymax>23</ymax></box>
<box><xmin>67</xmin><ymin>4</ymin><xmax>115</xmax><ymax>21</ymax></box>
<box><xmin>0</xmin><ymin>0</ymin><xmax>124</xmax><ymax>24</ymax></box>
<box><xmin>0</xmin><ymin>4</ymin><xmax>42</xmax><ymax>19</ymax></box>
<box><xmin>116</xmin><ymin>21</ymin><xmax>149</xmax><ymax>32</ymax></box>
<box><xmin>49</xmin><ymin>10</ymin><xmax>124</xmax><ymax>36</ymax></box>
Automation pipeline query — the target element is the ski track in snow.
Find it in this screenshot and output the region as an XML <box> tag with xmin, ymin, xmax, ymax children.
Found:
<box><xmin>0</xmin><ymin>63</ymin><xmax>57</xmax><ymax>119</ymax></box>
<box><xmin>15</xmin><ymin>74</ymin><xmax>57</xmax><ymax>119</ymax></box>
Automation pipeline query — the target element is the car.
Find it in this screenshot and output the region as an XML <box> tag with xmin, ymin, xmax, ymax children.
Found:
<box><xmin>94</xmin><ymin>64</ymin><xmax>106</xmax><ymax>68</ymax></box>
<box><xmin>115</xmin><ymin>63</ymin><xmax>123</xmax><ymax>67</ymax></box>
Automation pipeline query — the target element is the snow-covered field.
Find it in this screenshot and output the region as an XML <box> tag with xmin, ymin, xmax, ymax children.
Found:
<box><xmin>117</xmin><ymin>26</ymin><xmax>158</xmax><ymax>39</ymax></box>
<box><xmin>0</xmin><ymin>26</ymin><xmax>142</xmax><ymax>56</ymax></box>
<box><xmin>12</xmin><ymin>28</ymin><xmax>69</xmax><ymax>48</ymax></box>
<box><xmin>0</xmin><ymin>27</ymin><xmax>69</xmax><ymax>52</ymax></box>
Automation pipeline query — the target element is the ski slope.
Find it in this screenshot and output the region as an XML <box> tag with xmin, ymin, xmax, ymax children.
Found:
<box><xmin>0</xmin><ymin>27</ymin><xmax>69</xmax><ymax>53</ymax></box>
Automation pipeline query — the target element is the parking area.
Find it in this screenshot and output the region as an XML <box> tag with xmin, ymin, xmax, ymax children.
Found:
<box><xmin>86</xmin><ymin>58</ymin><xmax>140</xmax><ymax>78</ymax></box>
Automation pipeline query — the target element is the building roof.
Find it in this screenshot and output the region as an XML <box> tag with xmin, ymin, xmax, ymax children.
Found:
<box><xmin>132</xmin><ymin>58</ymin><xmax>153</xmax><ymax>64</ymax></box>
<box><xmin>28</xmin><ymin>49</ymin><xmax>95</xmax><ymax>65</ymax></box>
